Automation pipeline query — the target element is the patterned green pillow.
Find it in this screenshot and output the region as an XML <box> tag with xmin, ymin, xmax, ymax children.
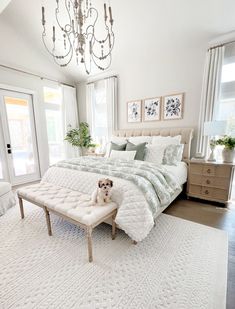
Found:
<box><xmin>163</xmin><ymin>144</ymin><xmax>184</xmax><ymax>165</ymax></box>
<box><xmin>126</xmin><ymin>141</ymin><xmax>147</xmax><ymax>160</ymax></box>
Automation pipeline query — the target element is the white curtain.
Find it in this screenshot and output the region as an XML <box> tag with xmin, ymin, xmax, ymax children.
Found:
<box><xmin>196</xmin><ymin>46</ymin><xmax>224</xmax><ymax>155</ymax></box>
<box><xmin>106</xmin><ymin>76</ymin><xmax>118</xmax><ymax>138</ymax></box>
<box><xmin>62</xmin><ymin>84</ymin><xmax>80</xmax><ymax>158</ymax></box>
<box><xmin>86</xmin><ymin>76</ymin><xmax>118</xmax><ymax>151</ymax></box>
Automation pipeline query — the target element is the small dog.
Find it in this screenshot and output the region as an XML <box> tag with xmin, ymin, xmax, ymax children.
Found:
<box><xmin>91</xmin><ymin>178</ymin><xmax>113</xmax><ymax>206</ymax></box>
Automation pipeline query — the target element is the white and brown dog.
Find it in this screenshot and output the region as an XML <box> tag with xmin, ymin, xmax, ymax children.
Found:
<box><xmin>91</xmin><ymin>178</ymin><xmax>113</xmax><ymax>206</ymax></box>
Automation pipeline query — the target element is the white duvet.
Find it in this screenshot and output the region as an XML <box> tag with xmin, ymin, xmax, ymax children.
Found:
<box><xmin>42</xmin><ymin>161</ymin><xmax>183</xmax><ymax>241</ymax></box>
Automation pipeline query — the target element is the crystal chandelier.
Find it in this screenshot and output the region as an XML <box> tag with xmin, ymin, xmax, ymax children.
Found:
<box><xmin>41</xmin><ymin>0</ymin><xmax>114</xmax><ymax>74</ymax></box>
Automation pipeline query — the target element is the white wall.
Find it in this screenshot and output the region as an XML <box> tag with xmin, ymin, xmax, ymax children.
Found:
<box><xmin>77</xmin><ymin>0</ymin><xmax>235</xmax><ymax>155</ymax></box>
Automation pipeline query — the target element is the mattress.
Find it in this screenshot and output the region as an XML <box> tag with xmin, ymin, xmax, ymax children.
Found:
<box><xmin>163</xmin><ymin>161</ymin><xmax>188</xmax><ymax>186</ymax></box>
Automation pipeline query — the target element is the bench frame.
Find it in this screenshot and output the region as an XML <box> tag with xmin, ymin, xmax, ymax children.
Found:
<box><xmin>18</xmin><ymin>194</ymin><xmax>117</xmax><ymax>262</ymax></box>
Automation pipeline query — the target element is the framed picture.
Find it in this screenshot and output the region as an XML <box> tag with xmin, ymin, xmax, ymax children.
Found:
<box><xmin>127</xmin><ymin>100</ymin><xmax>142</xmax><ymax>122</ymax></box>
<box><xmin>143</xmin><ymin>97</ymin><xmax>161</xmax><ymax>121</ymax></box>
<box><xmin>163</xmin><ymin>93</ymin><xmax>184</xmax><ymax>120</ymax></box>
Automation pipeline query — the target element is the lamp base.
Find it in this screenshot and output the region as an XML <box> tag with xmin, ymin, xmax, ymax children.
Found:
<box><xmin>207</xmin><ymin>146</ymin><xmax>216</xmax><ymax>162</ymax></box>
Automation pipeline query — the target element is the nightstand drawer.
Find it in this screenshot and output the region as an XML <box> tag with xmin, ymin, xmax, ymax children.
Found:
<box><xmin>213</xmin><ymin>188</ymin><xmax>229</xmax><ymax>201</ymax></box>
<box><xmin>202</xmin><ymin>165</ymin><xmax>215</xmax><ymax>176</ymax></box>
<box><xmin>201</xmin><ymin>186</ymin><xmax>213</xmax><ymax>198</ymax></box>
<box><xmin>190</xmin><ymin>164</ymin><xmax>203</xmax><ymax>174</ymax></box>
<box><xmin>201</xmin><ymin>177</ymin><xmax>214</xmax><ymax>187</ymax></box>
<box><xmin>190</xmin><ymin>174</ymin><xmax>202</xmax><ymax>185</ymax></box>
<box><xmin>215</xmin><ymin>165</ymin><xmax>231</xmax><ymax>177</ymax></box>
<box><xmin>188</xmin><ymin>184</ymin><xmax>201</xmax><ymax>195</ymax></box>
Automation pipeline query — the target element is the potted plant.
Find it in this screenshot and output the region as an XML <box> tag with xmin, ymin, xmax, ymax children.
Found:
<box><xmin>216</xmin><ymin>136</ymin><xmax>235</xmax><ymax>163</ymax></box>
<box><xmin>65</xmin><ymin>122</ymin><xmax>96</xmax><ymax>156</ymax></box>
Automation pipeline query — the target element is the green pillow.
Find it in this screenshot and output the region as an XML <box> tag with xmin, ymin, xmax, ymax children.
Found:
<box><xmin>126</xmin><ymin>141</ymin><xmax>147</xmax><ymax>160</ymax></box>
<box><xmin>109</xmin><ymin>142</ymin><xmax>127</xmax><ymax>156</ymax></box>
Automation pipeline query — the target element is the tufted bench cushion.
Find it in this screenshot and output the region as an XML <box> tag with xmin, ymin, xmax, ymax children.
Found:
<box><xmin>17</xmin><ymin>182</ymin><xmax>117</xmax><ymax>226</ymax></box>
<box><xmin>17</xmin><ymin>182</ymin><xmax>117</xmax><ymax>262</ymax></box>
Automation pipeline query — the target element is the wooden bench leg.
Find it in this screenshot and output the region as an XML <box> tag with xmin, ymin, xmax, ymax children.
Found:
<box><xmin>44</xmin><ymin>207</ymin><xmax>52</xmax><ymax>236</ymax></box>
<box><xmin>112</xmin><ymin>214</ymin><xmax>116</xmax><ymax>240</ymax></box>
<box><xmin>87</xmin><ymin>227</ymin><xmax>93</xmax><ymax>263</ymax></box>
<box><xmin>18</xmin><ymin>196</ymin><xmax>24</xmax><ymax>219</ymax></box>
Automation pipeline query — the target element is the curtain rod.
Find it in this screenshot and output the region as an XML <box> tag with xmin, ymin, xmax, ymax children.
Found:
<box><xmin>86</xmin><ymin>75</ymin><xmax>118</xmax><ymax>85</ymax></box>
<box><xmin>208</xmin><ymin>39</ymin><xmax>235</xmax><ymax>51</ymax></box>
<box><xmin>0</xmin><ymin>63</ymin><xmax>75</xmax><ymax>88</ymax></box>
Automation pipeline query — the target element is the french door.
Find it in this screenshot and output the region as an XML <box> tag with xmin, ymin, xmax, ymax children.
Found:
<box><xmin>0</xmin><ymin>89</ymin><xmax>40</xmax><ymax>185</ymax></box>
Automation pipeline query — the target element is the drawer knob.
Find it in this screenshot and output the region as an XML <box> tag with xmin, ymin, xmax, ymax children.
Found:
<box><xmin>206</xmin><ymin>179</ymin><xmax>210</xmax><ymax>185</ymax></box>
<box><xmin>207</xmin><ymin>169</ymin><xmax>211</xmax><ymax>174</ymax></box>
<box><xmin>205</xmin><ymin>190</ymin><xmax>209</xmax><ymax>195</ymax></box>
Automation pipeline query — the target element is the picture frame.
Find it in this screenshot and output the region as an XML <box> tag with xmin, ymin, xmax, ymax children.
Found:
<box><xmin>162</xmin><ymin>93</ymin><xmax>184</xmax><ymax>120</ymax></box>
<box><xmin>143</xmin><ymin>97</ymin><xmax>161</xmax><ymax>121</ymax></box>
<box><xmin>127</xmin><ymin>100</ymin><xmax>142</xmax><ymax>123</ymax></box>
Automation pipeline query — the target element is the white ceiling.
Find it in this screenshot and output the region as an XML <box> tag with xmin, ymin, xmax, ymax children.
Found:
<box><xmin>1</xmin><ymin>0</ymin><xmax>235</xmax><ymax>83</ymax></box>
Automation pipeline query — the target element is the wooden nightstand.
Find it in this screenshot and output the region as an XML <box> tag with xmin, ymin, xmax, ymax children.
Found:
<box><xmin>187</xmin><ymin>161</ymin><xmax>235</xmax><ymax>205</ymax></box>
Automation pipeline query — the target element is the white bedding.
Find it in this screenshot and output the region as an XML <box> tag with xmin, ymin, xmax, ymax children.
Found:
<box><xmin>42</xmin><ymin>159</ymin><xmax>187</xmax><ymax>242</ymax></box>
<box><xmin>163</xmin><ymin>161</ymin><xmax>188</xmax><ymax>186</ymax></box>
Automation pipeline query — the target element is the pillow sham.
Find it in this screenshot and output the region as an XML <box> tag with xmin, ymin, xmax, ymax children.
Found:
<box><xmin>162</xmin><ymin>144</ymin><xmax>184</xmax><ymax>166</ymax></box>
<box><xmin>106</xmin><ymin>141</ymin><xmax>127</xmax><ymax>157</ymax></box>
<box><xmin>128</xmin><ymin>136</ymin><xmax>152</xmax><ymax>145</ymax></box>
<box><xmin>152</xmin><ymin>135</ymin><xmax>181</xmax><ymax>146</ymax></box>
<box><xmin>105</xmin><ymin>137</ymin><xmax>127</xmax><ymax>157</ymax></box>
<box><xmin>144</xmin><ymin>144</ymin><xmax>166</xmax><ymax>165</ymax></box>
<box><xmin>126</xmin><ymin>141</ymin><xmax>147</xmax><ymax>161</ymax></box>
<box><xmin>110</xmin><ymin>150</ymin><xmax>136</xmax><ymax>160</ymax></box>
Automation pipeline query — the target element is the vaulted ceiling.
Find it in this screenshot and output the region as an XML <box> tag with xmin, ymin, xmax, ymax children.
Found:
<box><xmin>1</xmin><ymin>0</ymin><xmax>235</xmax><ymax>84</ymax></box>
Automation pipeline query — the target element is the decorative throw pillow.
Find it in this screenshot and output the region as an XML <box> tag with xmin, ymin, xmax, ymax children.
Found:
<box><xmin>144</xmin><ymin>145</ymin><xmax>166</xmax><ymax>165</ymax></box>
<box><xmin>162</xmin><ymin>144</ymin><xmax>184</xmax><ymax>166</ymax></box>
<box><xmin>109</xmin><ymin>142</ymin><xmax>127</xmax><ymax>154</ymax></box>
<box><xmin>110</xmin><ymin>150</ymin><xmax>136</xmax><ymax>160</ymax></box>
<box><xmin>105</xmin><ymin>137</ymin><xmax>127</xmax><ymax>157</ymax></box>
<box><xmin>126</xmin><ymin>141</ymin><xmax>147</xmax><ymax>161</ymax></box>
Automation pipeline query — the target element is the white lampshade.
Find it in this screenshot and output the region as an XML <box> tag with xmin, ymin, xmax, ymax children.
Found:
<box><xmin>203</xmin><ymin>121</ymin><xmax>227</xmax><ymax>137</ymax></box>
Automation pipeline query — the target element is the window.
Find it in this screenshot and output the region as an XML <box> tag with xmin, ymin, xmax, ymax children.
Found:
<box><xmin>43</xmin><ymin>87</ymin><xmax>65</xmax><ymax>164</ymax></box>
<box><xmin>87</xmin><ymin>77</ymin><xmax>117</xmax><ymax>153</ymax></box>
<box><xmin>216</xmin><ymin>43</ymin><xmax>235</xmax><ymax>136</ymax></box>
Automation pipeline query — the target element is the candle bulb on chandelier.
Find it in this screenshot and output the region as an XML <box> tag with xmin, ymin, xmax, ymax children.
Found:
<box><xmin>52</xmin><ymin>26</ymin><xmax>55</xmax><ymax>42</ymax></box>
<box><xmin>104</xmin><ymin>2</ymin><xmax>107</xmax><ymax>22</ymax></box>
<box><xmin>109</xmin><ymin>5</ymin><xmax>113</xmax><ymax>25</ymax></box>
<box><xmin>41</xmin><ymin>6</ymin><xmax>45</xmax><ymax>25</ymax></box>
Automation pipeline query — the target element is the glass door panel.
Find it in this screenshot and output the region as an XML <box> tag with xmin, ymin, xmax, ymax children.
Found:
<box><xmin>0</xmin><ymin>90</ymin><xmax>40</xmax><ymax>185</ymax></box>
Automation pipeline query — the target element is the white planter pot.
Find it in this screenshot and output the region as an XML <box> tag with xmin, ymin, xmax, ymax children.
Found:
<box><xmin>222</xmin><ymin>148</ymin><xmax>235</xmax><ymax>163</ymax></box>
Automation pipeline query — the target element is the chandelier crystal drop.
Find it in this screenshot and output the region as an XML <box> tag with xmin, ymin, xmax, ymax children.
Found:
<box><xmin>41</xmin><ymin>0</ymin><xmax>115</xmax><ymax>74</ymax></box>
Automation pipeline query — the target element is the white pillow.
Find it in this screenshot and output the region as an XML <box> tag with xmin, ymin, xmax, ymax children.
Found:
<box><xmin>144</xmin><ymin>145</ymin><xmax>166</xmax><ymax>165</ymax></box>
<box><xmin>152</xmin><ymin>135</ymin><xmax>181</xmax><ymax>146</ymax></box>
<box><xmin>163</xmin><ymin>144</ymin><xmax>185</xmax><ymax>166</ymax></box>
<box><xmin>105</xmin><ymin>136</ymin><xmax>127</xmax><ymax>157</ymax></box>
<box><xmin>128</xmin><ymin>136</ymin><xmax>152</xmax><ymax>145</ymax></box>
<box><xmin>110</xmin><ymin>150</ymin><xmax>136</xmax><ymax>160</ymax></box>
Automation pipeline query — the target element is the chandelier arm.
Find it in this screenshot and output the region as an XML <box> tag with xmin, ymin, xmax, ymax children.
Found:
<box><xmin>92</xmin><ymin>33</ymin><xmax>115</xmax><ymax>60</ymax></box>
<box><xmin>91</xmin><ymin>52</ymin><xmax>112</xmax><ymax>71</ymax></box>
<box><xmin>42</xmin><ymin>31</ymin><xmax>73</xmax><ymax>60</ymax></box>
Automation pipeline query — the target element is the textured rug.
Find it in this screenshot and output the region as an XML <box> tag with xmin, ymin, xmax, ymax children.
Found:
<box><xmin>0</xmin><ymin>203</ymin><xmax>228</xmax><ymax>309</ymax></box>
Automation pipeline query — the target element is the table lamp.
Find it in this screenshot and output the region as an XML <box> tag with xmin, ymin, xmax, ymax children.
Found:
<box><xmin>203</xmin><ymin>120</ymin><xmax>227</xmax><ymax>161</ymax></box>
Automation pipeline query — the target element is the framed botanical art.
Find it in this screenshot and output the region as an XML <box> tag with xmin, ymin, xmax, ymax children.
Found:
<box><xmin>163</xmin><ymin>93</ymin><xmax>184</xmax><ymax>120</ymax></box>
<box><xmin>127</xmin><ymin>100</ymin><xmax>142</xmax><ymax>122</ymax></box>
<box><xmin>143</xmin><ymin>97</ymin><xmax>161</xmax><ymax>121</ymax></box>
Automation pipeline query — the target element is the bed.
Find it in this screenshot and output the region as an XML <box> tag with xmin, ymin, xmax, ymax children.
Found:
<box><xmin>42</xmin><ymin>128</ymin><xmax>193</xmax><ymax>242</ymax></box>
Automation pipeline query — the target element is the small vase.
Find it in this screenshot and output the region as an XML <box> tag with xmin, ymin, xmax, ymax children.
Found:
<box><xmin>222</xmin><ymin>148</ymin><xmax>235</xmax><ymax>163</ymax></box>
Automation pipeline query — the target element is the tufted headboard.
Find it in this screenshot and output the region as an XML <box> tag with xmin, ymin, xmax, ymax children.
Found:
<box><xmin>113</xmin><ymin>127</ymin><xmax>194</xmax><ymax>161</ymax></box>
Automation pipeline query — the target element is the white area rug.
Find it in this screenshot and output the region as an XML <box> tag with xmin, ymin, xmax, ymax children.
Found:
<box><xmin>0</xmin><ymin>203</ymin><xmax>228</xmax><ymax>309</ymax></box>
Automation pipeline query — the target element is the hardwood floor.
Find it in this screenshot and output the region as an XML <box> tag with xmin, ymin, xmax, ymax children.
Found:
<box><xmin>165</xmin><ymin>197</ymin><xmax>235</xmax><ymax>309</ymax></box>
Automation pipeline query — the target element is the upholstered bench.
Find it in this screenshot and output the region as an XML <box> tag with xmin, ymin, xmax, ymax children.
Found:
<box><xmin>17</xmin><ymin>182</ymin><xmax>117</xmax><ymax>262</ymax></box>
<box><xmin>0</xmin><ymin>182</ymin><xmax>15</xmax><ymax>216</ymax></box>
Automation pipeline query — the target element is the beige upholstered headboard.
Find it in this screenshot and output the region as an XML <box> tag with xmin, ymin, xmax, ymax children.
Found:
<box><xmin>113</xmin><ymin>127</ymin><xmax>194</xmax><ymax>161</ymax></box>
